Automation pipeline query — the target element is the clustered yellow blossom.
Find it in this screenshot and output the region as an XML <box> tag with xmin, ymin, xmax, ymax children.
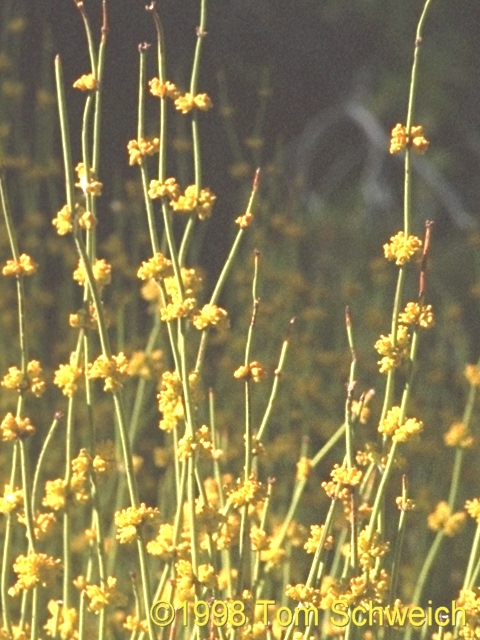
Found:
<box><xmin>70</xmin><ymin>449</ymin><xmax>91</xmax><ymax>504</ymax></box>
<box><xmin>465</xmin><ymin>499</ymin><xmax>480</xmax><ymax>524</ymax></box>
<box><xmin>137</xmin><ymin>252</ymin><xmax>173</xmax><ymax>281</ymax></box>
<box><xmin>84</xmin><ymin>576</ymin><xmax>124</xmax><ymax>613</ymax></box>
<box><xmin>192</xmin><ymin>304</ymin><xmax>229</xmax><ymax>330</ymax></box>
<box><xmin>87</xmin><ymin>353</ymin><xmax>129</xmax><ymax>392</ymax></box>
<box><xmin>389</xmin><ymin>124</ymin><xmax>430</xmax><ymax>154</ymax></box>
<box><xmin>148</xmin><ymin>177</ymin><xmax>180</xmax><ymax>200</ymax></box>
<box><xmin>115</xmin><ymin>503</ymin><xmax>160</xmax><ymax>544</ymax></box>
<box><xmin>147</xmin><ymin>523</ymin><xmax>178</xmax><ymax>559</ymax></box>
<box><xmin>234</xmin><ymin>361</ymin><xmax>266</xmax><ymax>383</ymax></box>
<box><xmin>444</xmin><ymin>422</ymin><xmax>474</xmax><ymax>449</ymax></box>
<box><xmin>171</xmin><ymin>185</ymin><xmax>216</xmax><ymax>220</ymax></box>
<box><xmin>198</xmin><ymin>563</ymin><xmax>217</xmax><ymax>589</ymax></box>
<box><xmin>73</xmin><ymin>73</ymin><xmax>98</xmax><ymax>91</ymax></box>
<box><xmin>465</xmin><ymin>364</ymin><xmax>480</xmax><ymax>386</ymax></box>
<box><xmin>428</xmin><ymin>501</ymin><xmax>466</xmax><ymax>537</ymax></box>
<box><xmin>357</xmin><ymin>528</ymin><xmax>390</xmax><ymax>570</ymax></box>
<box><xmin>0</xmin><ymin>484</ymin><xmax>23</xmax><ymax>514</ymax></box>
<box><xmin>2</xmin><ymin>253</ymin><xmax>37</xmax><ymax>277</ymax></box>
<box><xmin>8</xmin><ymin>553</ymin><xmax>61</xmax><ymax>596</ymax></box>
<box><xmin>227</xmin><ymin>474</ymin><xmax>266</xmax><ymax>509</ymax></box>
<box><xmin>174</xmin><ymin>92</ymin><xmax>213</xmax><ymax>114</ymax></box>
<box><xmin>30</xmin><ymin>512</ymin><xmax>57</xmax><ymax>541</ymax></box>
<box><xmin>457</xmin><ymin>588</ymin><xmax>480</xmax><ymax>617</ymax></box>
<box><xmin>54</xmin><ymin>355</ymin><xmax>83</xmax><ymax>397</ymax></box>
<box><xmin>52</xmin><ymin>204</ymin><xmax>96</xmax><ymax>235</ymax></box>
<box><xmin>43</xmin><ymin>479</ymin><xmax>67</xmax><ymax>511</ymax></box>
<box><xmin>69</xmin><ymin>304</ymin><xmax>99</xmax><ymax>331</ymax></box>
<box><xmin>396</xmin><ymin>495</ymin><xmax>416</xmax><ymax>511</ymax></box>
<box><xmin>378</xmin><ymin>406</ymin><xmax>423</xmax><ymax>442</ymax></box>
<box><xmin>1</xmin><ymin>413</ymin><xmax>35</xmax><ymax>441</ymax></box>
<box><xmin>383</xmin><ymin>231</ymin><xmax>423</xmax><ymax>266</ymax></box>
<box><xmin>75</xmin><ymin>162</ymin><xmax>102</xmax><ymax>196</ymax></box>
<box><xmin>374</xmin><ymin>325</ymin><xmax>410</xmax><ymax>373</ymax></box>
<box><xmin>127</xmin><ymin>137</ymin><xmax>160</xmax><ymax>165</ymax></box>
<box><xmin>196</xmin><ymin>425</ymin><xmax>223</xmax><ymax>459</ymax></box>
<box><xmin>148</xmin><ymin>78</ymin><xmax>180</xmax><ymax>99</ymax></box>
<box><xmin>157</xmin><ymin>370</ymin><xmax>196</xmax><ymax>431</ymax></box>
<box><xmin>284</xmin><ymin>583</ymin><xmax>322</xmax><ymax>608</ymax></box>
<box><xmin>148</xmin><ymin>176</ymin><xmax>216</xmax><ymax>219</ymax></box>
<box><xmin>398</xmin><ymin>301</ymin><xmax>435</xmax><ymax>329</ymax></box>
<box><xmin>175</xmin><ymin>560</ymin><xmax>195</xmax><ymax>602</ymax></box>
<box><xmin>2</xmin><ymin>360</ymin><xmax>46</xmax><ymax>396</ymax></box>
<box><xmin>304</xmin><ymin>525</ymin><xmax>334</xmax><ymax>553</ymax></box>
<box><xmin>235</xmin><ymin>212</ymin><xmax>254</xmax><ymax>229</ymax></box>
<box><xmin>73</xmin><ymin>258</ymin><xmax>111</xmax><ymax>288</ymax></box>
<box><xmin>44</xmin><ymin>600</ymin><xmax>78</xmax><ymax>639</ymax></box>
<box><xmin>157</xmin><ymin>268</ymin><xmax>203</xmax><ymax>322</ymax></box>
<box><xmin>330</xmin><ymin>464</ymin><xmax>363</xmax><ymax>487</ymax></box>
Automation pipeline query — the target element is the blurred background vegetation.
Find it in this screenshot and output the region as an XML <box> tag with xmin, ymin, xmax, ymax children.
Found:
<box><xmin>2</xmin><ymin>0</ymin><xmax>480</xmax><ymax>606</ymax></box>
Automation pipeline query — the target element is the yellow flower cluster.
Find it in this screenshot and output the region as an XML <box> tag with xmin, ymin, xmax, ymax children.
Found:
<box><xmin>8</xmin><ymin>553</ymin><xmax>61</xmax><ymax>596</ymax></box>
<box><xmin>457</xmin><ymin>589</ymin><xmax>480</xmax><ymax>616</ymax></box>
<box><xmin>465</xmin><ymin>499</ymin><xmax>480</xmax><ymax>524</ymax></box>
<box><xmin>115</xmin><ymin>503</ymin><xmax>160</xmax><ymax>544</ymax></box>
<box><xmin>75</xmin><ymin>162</ymin><xmax>102</xmax><ymax>196</ymax></box>
<box><xmin>171</xmin><ymin>185</ymin><xmax>216</xmax><ymax>220</ymax></box>
<box><xmin>357</xmin><ymin>528</ymin><xmax>390</xmax><ymax>570</ymax></box>
<box><xmin>44</xmin><ymin>600</ymin><xmax>78</xmax><ymax>639</ymax></box>
<box><xmin>2</xmin><ymin>360</ymin><xmax>46</xmax><ymax>396</ymax></box>
<box><xmin>330</xmin><ymin>464</ymin><xmax>363</xmax><ymax>487</ymax></box>
<box><xmin>285</xmin><ymin>583</ymin><xmax>322</xmax><ymax>608</ymax></box>
<box><xmin>378</xmin><ymin>406</ymin><xmax>423</xmax><ymax>442</ymax></box>
<box><xmin>396</xmin><ymin>496</ymin><xmax>416</xmax><ymax>511</ymax></box>
<box><xmin>124</xmin><ymin>616</ymin><xmax>149</xmax><ymax>633</ymax></box>
<box><xmin>159</xmin><ymin>268</ymin><xmax>203</xmax><ymax>323</ymax></box>
<box><xmin>127</xmin><ymin>137</ymin><xmax>160</xmax><ymax>165</ymax></box>
<box><xmin>149</xmin><ymin>79</ymin><xmax>180</xmax><ymax>99</ymax></box>
<box><xmin>42</xmin><ymin>451</ymin><xmax>91</xmax><ymax>510</ymax></box>
<box><xmin>69</xmin><ymin>304</ymin><xmax>99</xmax><ymax>331</ymax></box>
<box><xmin>192</xmin><ymin>304</ymin><xmax>229</xmax><ymax>330</ymax></box>
<box><xmin>389</xmin><ymin>123</ymin><xmax>430</xmax><ymax>154</ymax></box>
<box><xmin>427</xmin><ymin>501</ymin><xmax>466</xmax><ymax>537</ymax></box>
<box><xmin>1</xmin><ymin>413</ymin><xmax>35</xmax><ymax>441</ymax></box>
<box><xmin>158</xmin><ymin>370</ymin><xmax>183</xmax><ymax>431</ymax></box>
<box><xmin>383</xmin><ymin>231</ymin><xmax>423</xmax><ymax>266</ymax></box>
<box><xmin>174</xmin><ymin>92</ymin><xmax>213</xmax><ymax>114</ymax></box>
<box><xmin>52</xmin><ymin>203</ymin><xmax>95</xmax><ymax>235</ymax></box>
<box><xmin>87</xmin><ymin>353</ymin><xmax>129</xmax><ymax>392</ymax></box>
<box><xmin>147</xmin><ymin>523</ymin><xmax>179</xmax><ymax>559</ymax></box>
<box><xmin>0</xmin><ymin>484</ymin><xmax>23</xmax><ymax>514</ymax></box>
<box><xmin>198</xmin><ymin>563</ymin><xmax>217</xmax><ymax>588</ymax></box>
<box><xmin>54</xmin><ymin>355</ymin><xmax>83</xmax><ymax>397</ymax></box>
<box><xmin>2</xmin><ymin>253</ymin><xmax>37</xmax><ymax>277</ymax></box>
<box><xmin>374</xmin><ymin>325</ymin><xmax>410</xmax><ymax>373</ymax></box>
<box><xmin>235</xmin><ymin>212</ymin><xmax>254</xmax><ymax>229</ymax></box>
<box><xmin>444</xmin><ymin>422</ymin><xmax>474</xmax><ymax>449</ymax></box>
<box><xmin>465</xmin><ymin>364</ymin><xmax>480</xmax><ymax>386</ymax></box>
<box><xmin>398</xmin><ymin>301</ymin><xmax>435</xmax><ymax>329</ymax></box>
<box><xmin>137</xmin><ymin>252</ymin><xmax>173</xmax><ymax>281</ymax></box>
<box><xmin>304</xmin><ymin>525</ymin><xmax>334</xmax><ymax>553</ymax></box>
<box><xmin>84</xmin><ymin>576</ymin><xmax>124</xmax><ymax>613</ymax></box>
<box><xmin>175</xmin><ymin>559</ymin><xmax>195</xmax><ymax>602</ymax></box>
<box><xmin>43</xmin><ymin>479</ymin><xmax>67</xmax><ymax>511</ymax></box>
<box><xmin>227</xmin><ymin>474</ymin><xmax>266</xmax><ymax>509</ymax></box>
<box><xmin>73</xmin><ymin>258</ymin><xmax>112</xmax><ymax>288</ymax></box>
<box><xmin>148</xmin><ymin>177</ymin><xmax>180</xmax><ymax>200</ymax></box>
<box><xmin>73</xmin><ymin>73</ymin><xmax>98</xmax><ymax>91</ymax></box>
<box><xmin>234</xmin><ymin>361</ymin><xmax>266</xmax><ymax>383</ymax></box>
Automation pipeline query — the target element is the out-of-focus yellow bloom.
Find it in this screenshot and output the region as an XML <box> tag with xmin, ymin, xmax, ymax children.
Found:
<box><xmin>44</xmin><ymin>600</ymin><xmax>78</xmax><ymax>639</ymax></box>
<box><xmin>54</xmin><ymin>355</ymin><xmax>83</xmax><ymax>397</ymax></box>
<box><xmin>73</xmin><ymin>74</ymin><xmax>98</xmax><ymax>91</ymax></box>
<box><xmin>2</xmin><ymin>253</ymin><xmax>37</xmax><ymax>277</ymax></box>
<box><xmin>465</xmin><ymin>364</ymin><xmax>480</xmax><ymax>386</ymax></box>
<box><xmin>384</xmin><ymin>231</ymin><xmax>422</xmax><ymax>266</ymax></box>
<box><xmin>428</xmin><ymin>501</ymin><xmax>466</xmax><ymax>537</ymax></box>
<box><xmin>0</xmin><ymin>485</ymin><xmax>23</xmax><ymax>514</ymax></box>
<box><xmin>304</xmin><ymin>524</ymin><xmax>333</xmax><ymax>553</ymax></box>
<box><xmin>444</xmin><ymin>422</ymin><xmax>474</xmax><ymax>449</ymax></box>
<box><xmin>84</xmin><ymin>576</ymin><xmax>125</xmax><ymax>613</ymax></box>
